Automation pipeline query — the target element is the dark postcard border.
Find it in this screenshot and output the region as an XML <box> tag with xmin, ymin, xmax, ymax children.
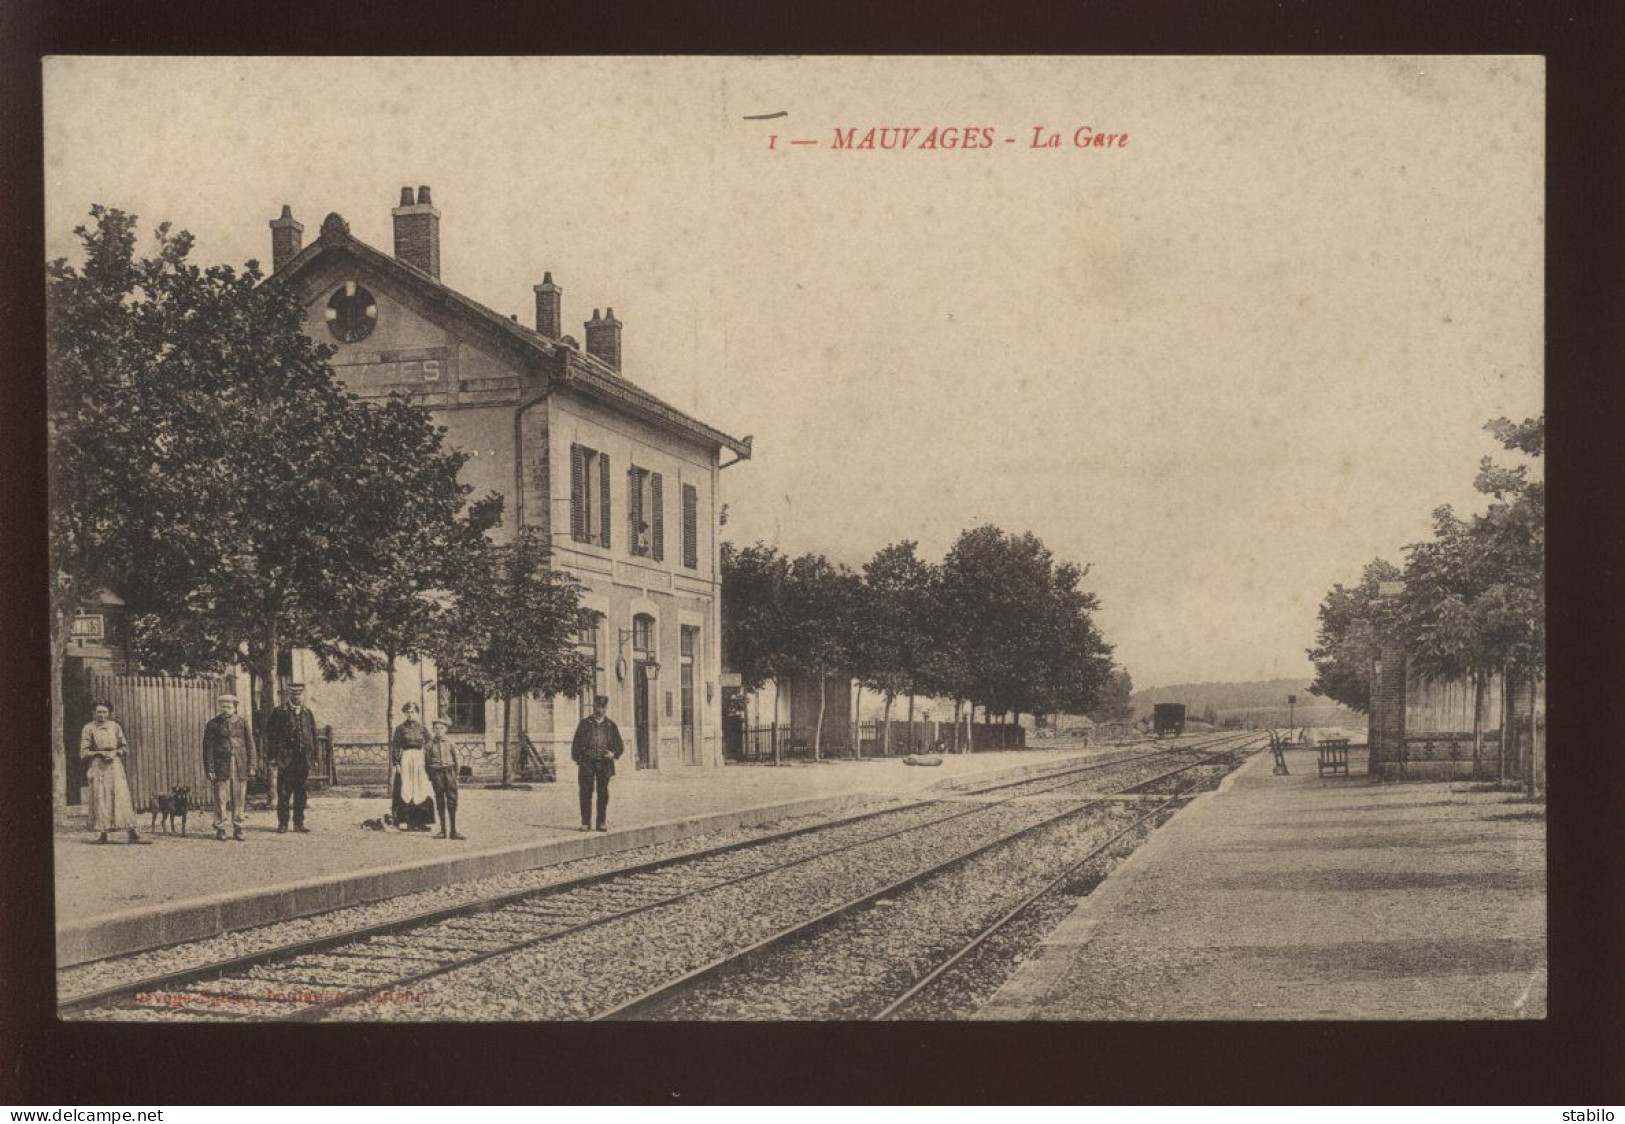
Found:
<box><xmin>3</xmin><ymin>0</ymin><xmax>1623</xmax><ymax>1106</ymax></box>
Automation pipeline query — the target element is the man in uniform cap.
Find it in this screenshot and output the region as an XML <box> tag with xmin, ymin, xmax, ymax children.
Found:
<box><xmin>203</xmin><ymin>694</ymin><xmax>254</xmax><ymax>841</ymax></box>
<box><xmin>264</xmin><ymin>683</ymin><xmax>318</xmax><ymax>833</ymax></box>
<box><xmin>570</xmin><ymin>695</ymin><xmax>624</xmax><ymax>832</ymax></box>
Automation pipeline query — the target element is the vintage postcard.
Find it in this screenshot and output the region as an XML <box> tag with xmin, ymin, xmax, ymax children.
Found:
<box><xmin>44</xmin><ymin>55</ymin><xmax>1543</xmax><ymax>1023</ymax></box>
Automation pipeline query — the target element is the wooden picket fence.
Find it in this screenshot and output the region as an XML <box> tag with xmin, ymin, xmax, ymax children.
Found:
<box><xmin>86</xmin><ymin>671</ymin><xmax>237</xmax><ymax>812</ymax></box>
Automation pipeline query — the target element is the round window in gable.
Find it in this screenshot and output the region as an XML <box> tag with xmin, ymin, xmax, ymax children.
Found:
<box><xmin>325</xmin><ymin>280</ymin><xmax>378</xmax><ymax>343</ymax></box>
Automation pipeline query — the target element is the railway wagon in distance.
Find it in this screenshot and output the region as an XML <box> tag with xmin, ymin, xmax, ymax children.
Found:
<box><xmin>1152</xmin><ymin>703</ymin><xmax>1187</xmax><ymax>737</ymax></box>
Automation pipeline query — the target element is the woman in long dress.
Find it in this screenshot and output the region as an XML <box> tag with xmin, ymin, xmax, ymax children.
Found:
<box><xmin>79</xmin><ymin>703</ymin><xmax>143</xmax><ymax>844</ymax></box>
<box><xmin>389</xmin><ymin>702</ymin><xmax>437</xmax><ymax>831</ymax></box>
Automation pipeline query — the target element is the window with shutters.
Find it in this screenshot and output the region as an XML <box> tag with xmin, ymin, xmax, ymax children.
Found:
<box><xmin>570</xmin><ymin>444</ymin><xmax>611</xmax><ymax>548</ymax></box>
<box><xmin>681</xmin><ymin>483</ymin><xmax>699</xmax><ymax>570</ymax></box>
<box><xmin>627</xmin><ymin>465</ymin><xmax>663</xmax><ymax>560</ymax></box>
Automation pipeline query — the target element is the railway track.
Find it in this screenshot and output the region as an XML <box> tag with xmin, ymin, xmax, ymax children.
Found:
<box><xmin>601</xmin><ymin>735</ymin><xmax>1260</xmax><ymax>1020</ymax></box>
<box><xmin>61</xmin><ymin>731</ymin><xmax>1257</xmax><ymax>1022</ymax></box>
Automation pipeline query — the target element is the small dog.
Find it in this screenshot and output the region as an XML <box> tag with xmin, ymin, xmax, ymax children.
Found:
<box><xmin>151</xmin><ymin>786</ymin><xmax>192</xmax><ymax>835</ymax></box>
<box><xmin>361</xmin><ymin>813</ymin><xmax>396</xmax><ymax>832</ymax></box>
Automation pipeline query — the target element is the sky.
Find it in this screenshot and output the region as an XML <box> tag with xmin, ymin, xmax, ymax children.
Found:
<box><xmin>43</xmin><ymin>56</ymin><xmax>1544</xmax><ymax>689</ymax></box>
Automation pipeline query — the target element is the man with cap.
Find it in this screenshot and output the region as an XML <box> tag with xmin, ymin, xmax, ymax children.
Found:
<box><xmin>203</xmin><ymin>694</ymin><xmax>254</xmax><ymax>841</ymax></box>
<box><xmin>570</xmin><ymin>695</ymin><xmax>624</xmax><ymax>832</ymax></box>
<box><xmin>422</xmin><ymin>717</ymin><xmax>464</xmax><ymax>840</ymax></box>
<box><xmin>264</xmin><ymin>683</ymin><xmax>319</xmax><ymax>833</ymax></box>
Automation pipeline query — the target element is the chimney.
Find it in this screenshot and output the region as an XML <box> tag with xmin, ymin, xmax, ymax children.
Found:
<box><xmin>391</xmin><ymin>185</ymin><xmax>441</xmax><ymax>278</ymax></box>
<box><xmin>268</xmin><ymin>205</ymin><xmax>304</xmax><ymax>273</ymax></box>
<box><xmin>585</xmin><ymin>307</ymin><xmax>623</xmax><ymax>371</ymax></box>
<box><xmin>533</xmin><ymin>272</ymin><xmax>562</xmax><ymax>338</ymax></box>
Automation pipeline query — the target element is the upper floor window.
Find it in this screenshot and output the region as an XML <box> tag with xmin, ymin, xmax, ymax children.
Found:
<box><xmin>627</xmin><ymin>466</ymin><xmax>664</xmax><ymax>561</ymax></box>
<box><xmin>681</xmin><ymin>483</ymin><xmax>699</xmax><ymax>570</ymax></box>
<box><xmin>570</xmin><ymin>444</ymin><xmax>610</xmax><ymax>548</ymax></box>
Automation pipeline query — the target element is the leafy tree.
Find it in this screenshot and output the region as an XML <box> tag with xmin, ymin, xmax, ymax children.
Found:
<box><xmin>1307</xmin><ymin>558</ymin><xmax>1403</xmax><ymax>713</ymax></box>
<box><xmin>1089</xmin><ymin>666</ymin><xmax>1136</xmax><ymax>726</ymax></box>
<box><xmin>111</xmin><ymin>250</ymin><xmax>500</xmax><ymax>745</ymax></box>
<box><xmin>432</xmin><ymin>530</ymin><xmax>597</xmax><ymax>786</ymax></box>
<box><xmin>858</xmin><ymin>541</ymin><xmax>938</xmax><ymax>755</ymax></box>
<box><xmin>1396</xmin><ymin>416</ymin><xmax>1544</xmax><ymax>783</ymax></box>
<box><xmin>936</xmin><ymin>525</ymin><xmax>1112</xmax><ymax>740</ymax></box>
<box><xmin>780</xmin><ymin>553</ymin><xmax>861</xmax><ymax>759</ymax></box>
<box><xmin>46</xmin><ymin>207</ymin><xmax>156</xmax><ymax>807</ymax></box>
<box><xmin>721</xmin><ymin>541</ymin><xmax>797</xmax><ymax>762</ymax></box>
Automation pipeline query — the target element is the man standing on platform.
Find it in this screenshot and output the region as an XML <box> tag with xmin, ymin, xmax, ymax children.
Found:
<box><xmin>571</xmin><ymin>695</ymin><xmax>623</xmax><ymax>833</ymax></box>
<box><xmin>203</xmin><ymin>694</ymin><xmax>254</xmax><ymax>841</ymax></box>
<box><xmin>265</xmin><ymin>683</ymin><xmax>319</xmax><ymax>834</ymax></box>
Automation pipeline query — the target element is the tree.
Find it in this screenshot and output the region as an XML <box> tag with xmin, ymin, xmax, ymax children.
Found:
<box><xmin>433</xmin><ymin>530</ymin><xmax>597</xmax><ymax>786</ymax></box>
<box><xmin>46</xmin><ymin>207</ymin><xmax>155</xmax><ymax>808</ymax></box>
<box><xmin>1395</xmin><ymin>416</ymin><xmax>1544</xmax><ymax>784</ymax></box>
<box><xmin>1089</xmin><ymin>666</ymin><xmax>1136</xmax><ymax>726</ymax></box>
<box><xmin>935</xmin><ymin>525</ymin><xmax>1112</xmax><ymax>743</ymax></box>
<box><xmin>858</xmin><ymin>541</ymin><xmax>938</xmax><ymax>756</ymax></box>
<box><xmin>780</xmin><ymin>553</ymin><xmax>860</xmax><ymax>759</ymax></box>
<box><xmin>350</xmin><ymin>488</ymin><xmax>503</xmax><ymax>743</ymax></box>
<box><xmin>1307</xmin><ymin>558</ymin><xmax>1403</xmax><ymax>713</ymax></box>
<box><xmin>721</xmin><ymin>541</ymin><xmax>795</xmax><ymax>762</ymax></box>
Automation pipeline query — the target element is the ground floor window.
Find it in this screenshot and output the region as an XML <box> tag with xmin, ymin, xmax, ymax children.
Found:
<box><xmin>439</xmin><ymin>677</ymin><xmax>486</xmax><ymax>734</ymax></box>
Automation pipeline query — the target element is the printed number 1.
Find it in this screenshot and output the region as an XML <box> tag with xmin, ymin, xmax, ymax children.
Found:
<box><xmin>768</xmin><ymin>135</ymin><xmax>778</xmax><ymax>150</ymax></box>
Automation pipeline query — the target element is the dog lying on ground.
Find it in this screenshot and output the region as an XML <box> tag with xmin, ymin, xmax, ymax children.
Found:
<box><xmin>360</xmin><ymin>814</ymin><xmax>396</xmax><ymax>832</ymax></box>
<box><xmin>150</xmin><ymin>786</ymin><xmax>192</xmax><ymax>834</ymax></box>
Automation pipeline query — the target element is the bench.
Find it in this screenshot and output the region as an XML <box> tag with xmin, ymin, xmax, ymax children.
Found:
<box><xmin>1317</xmin><ymin>738</ymin><xmax>1351</xmax><ymax>777</ymax></box>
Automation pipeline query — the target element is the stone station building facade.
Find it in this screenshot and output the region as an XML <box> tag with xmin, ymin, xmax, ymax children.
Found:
<box><xmin>266</xmin><ymin>187</ymin><xmax>751</xmax><ymax>781</ymax></box>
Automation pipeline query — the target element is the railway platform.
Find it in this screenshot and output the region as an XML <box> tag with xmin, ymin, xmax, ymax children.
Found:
<box><xmin>55</xmin><ymin>745</ymin><xmax>1113</xmax><ymax>967</ymax></box>
<box><xmin>976</xmin><ymin>743</ymin><xmax>1547</xmax><ymax>1019</ymax></box>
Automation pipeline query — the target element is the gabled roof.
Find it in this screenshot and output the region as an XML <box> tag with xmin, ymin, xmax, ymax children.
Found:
<box><xmin>269</xmin><ymin>213</ymin><xmax>752</xmax><ymax>460</ymax></box>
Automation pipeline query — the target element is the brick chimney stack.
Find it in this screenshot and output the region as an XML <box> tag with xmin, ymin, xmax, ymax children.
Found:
<box><xmin>269</xmin><ymin>205</ymin><xmax>304</xmax><ymax>273</ymax></box>
<box><xmin>533</xmin><ymin>272</ymin><xmax>562</xmax><ymax>339</ymax></box>
<box><xmin>585</xmin><ymin>307</ymin><xmax>622</xmax><ymax>371</ymax></box>
<box><xmin>391</xmin><ymin>185</ymin><xmax>441</xmax><ymax>278</ymax></box>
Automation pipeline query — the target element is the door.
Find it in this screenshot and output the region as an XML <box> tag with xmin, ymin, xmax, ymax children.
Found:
<box><xmin>633</xmin><ymin>663</ymin><xmax>653</xmax><ymax>769</ymax></box>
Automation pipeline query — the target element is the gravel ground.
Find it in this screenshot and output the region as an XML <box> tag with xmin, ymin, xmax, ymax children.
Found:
<box><xmin>60</xmin><ymin>745</ymin><xmax>1212</xmax><ymax>1005</ymax></box>
<box><xmin>58</xmin><ymin>798</ymin><xmax>904</xmax><ymax>1002</ymax></box>
<box><xmin>647</xmin><ymin>762</ymin><xmax>1240</xmax><ymax>1020</ymax></box>
<box><xmin>63</xmin><ymin>748</ymin><xmax>1223</xmax><ymax>1021</ymax></box>
<box><xmin>326</xmin><ymin>752</ymin><xmax>1215</xmax><ymax>1022</ymax></box>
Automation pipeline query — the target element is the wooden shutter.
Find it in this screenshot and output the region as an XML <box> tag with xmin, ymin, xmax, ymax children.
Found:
<box><xmin>599</xmin><ymin>452</ymin><xmax>611</xmax><ymax>549</ymax></box>
<box><xmin>628</xmin><ymin>467</ymin><xmax>643</xmax><ymax>556</ymax></box>
<box><xmin>651</xmin><ymin>472</ymin><xmax>664</xmax><ymax>561</ymax></box>
<box><xmin>570</xmin><ymin>445</ymin><xmax>586</xmax><ymax>542</ymax></box>
<box><xmin>682</xmin><ymin>483</ymin><xmax>698</xmax><ymax>569</ymax></box>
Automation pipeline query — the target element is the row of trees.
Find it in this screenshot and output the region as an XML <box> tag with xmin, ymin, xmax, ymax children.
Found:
<box><xmin>47</xmin><ymin>206</ymin><xmax>594</xmax><ymax>806</ymax></box>
<box><xmin>1307</xmin><ymin>415</ymin><xmax>1544</xmax><ymax>789</ymax></box>
<box><xmin>722</xmin><ymin>526</ymin><xmax>1121</xmax><ymax>759</ymax></box>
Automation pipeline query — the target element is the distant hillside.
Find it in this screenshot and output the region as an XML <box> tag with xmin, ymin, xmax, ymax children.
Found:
<box><xmin>1130</xmin><ymin>678</ymin><xmax>1362</xmax><ymax>728</ymax></box>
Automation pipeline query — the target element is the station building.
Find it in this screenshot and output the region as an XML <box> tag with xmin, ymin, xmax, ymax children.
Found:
<box><xmin>265</xmin><ymin>187</ymin><xmax>752</xmax><ymax>780</ymax></box>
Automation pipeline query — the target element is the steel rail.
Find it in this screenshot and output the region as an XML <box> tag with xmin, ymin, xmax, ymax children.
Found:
<box><xmin>61</xmin><ymin>736</ymin><xmax>1246</xmax><ymax>1019</ymax></box>
<box><xmin>591</xmin><ymin>743</ymin><xmax>1255</xmax><ymax>1021</ymax></box>
<box><xmin>872</xmin><ymin>788</ymin><xmax>1208</xmax><ymax>1020</ymax></box>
